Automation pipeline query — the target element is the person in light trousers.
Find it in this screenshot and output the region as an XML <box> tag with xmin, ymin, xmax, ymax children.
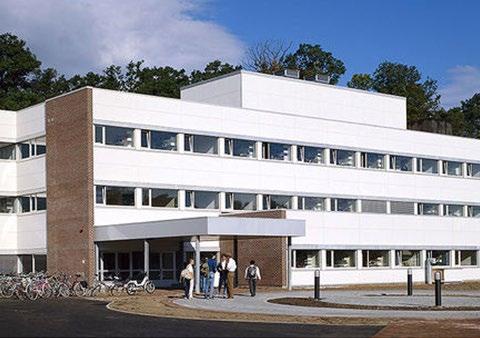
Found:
<box><xmin>244</xmin><ymin>260</ymin><xmax>261</xmax><ymax>297</ymax></box>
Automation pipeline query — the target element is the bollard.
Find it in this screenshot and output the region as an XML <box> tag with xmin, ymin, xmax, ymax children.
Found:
<box><xmin>407</xmin><ymin>268</ymin><xmax>413</xmax><ymax>296</ymax></box>
<box><xmin>434</xmin><ymin>271</ymin><xmax>442</xmax><ymax>306</ymax></box>
<box><xmin>314</xmin><ymin>269</ymin><xmax>320</xmax><ymax>300</ymax></box>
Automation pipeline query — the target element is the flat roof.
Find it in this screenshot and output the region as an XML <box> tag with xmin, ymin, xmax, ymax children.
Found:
<box><xmin>94</xmin><ymin>216</ymin><xmax>305</xmax><ymax>242</ymax></box>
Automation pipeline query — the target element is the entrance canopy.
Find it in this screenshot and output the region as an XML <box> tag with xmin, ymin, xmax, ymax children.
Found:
<box><xmin>95</xmin><ymin>216</ymin><xmax>305</xmax><ymax>242</ymax></box>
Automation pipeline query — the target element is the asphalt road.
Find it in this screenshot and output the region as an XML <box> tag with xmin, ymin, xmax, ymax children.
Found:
<box><xmin>0</xmin><ymin>298</ymin><xmax>382</xmax><ymax>338</ymax></box>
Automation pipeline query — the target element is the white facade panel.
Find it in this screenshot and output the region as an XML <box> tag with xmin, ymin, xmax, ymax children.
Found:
<box><xmin>16</xmin><ymin>213</ymin><xmax>46</xmax><ymax>253</ymax></box>
<box><xmin>0</xmin><ymin>161</ymin><xmax>17</xmax><ymax>194</ymax></box>
<box><xmin>16</xmin><ymin>157</ymin><xmax>46</xmax><ymax>194</ymax></box>
<box><xmin>0</xmin><ymin>215</ymin><xmax>17</xmax><ymax>253</ymax></box>
<box><xmin>94</xmin><ymin>147</ymin><xmax>480</xmax><ymax>204</ymax></box>
<box><xmin>181</xmin><ymin>73</ymin><xmax>242</xmax><ymax>107</ymax></box>
<box><xmin>286</xmin><ymin>210</ymin><xmax>480</xmax><ymax>248</ymax></box>
<box><xmin>16</xmin><ymin>103</ymin><xmax>45</xmax><ymax>140</ymax></box>
<box><xmin>92</xmin><ymin>88</ymin><xmax>480</xmax><ymax>162</ymax></box>
<box><xmin>0</xmin><ymin>110</ymin><xmax>17</xmax><ymax>141</ymax></box>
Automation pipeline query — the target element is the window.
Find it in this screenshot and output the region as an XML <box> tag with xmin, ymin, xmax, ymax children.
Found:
<box><xmin>36</xmin><ymin>196</ymin><xmax>47</xmax><ymax>211</ymax></box>
<box><xmin>19</xmin><ymin>142</ymin><xmax>31</xmax><ymax>159</ymax></box>
<box><xmin>35</xmin><ymin>137</ymin><xmax>46</xmax><ymax>155</ymax></box>
<box><xmin>184</xmin><ymin>134</ymin><xmax>218</xmax><ymax>154</ymax></box>
<box><xmin>96</xmin><ymin>125</ymin><xmax>134</xmax><ymax>147</ymax></box>
<box><xmin>231</xmin><ymin>193</ymin><xmax>256</xmax><ymax>211</ymax></box>
<box><xmin>361</xmin><ymin>200</ymin><xmax>387</xmax><ymax>214</ymax></box>
<box><xmin>298</xmin><ymin>197</ymin><xmax>325</xmax><ymax>211</ymax></box>
<box><xmin>417</xmin><ymin>203</ymin><xmax>439</xmax><ymax>216</ymax></box>
<box><xmin>390</xmin><ymin>201</ymin><xmax>415</xmax><ymax>215</ymax></box>
<box><xmin>428</xmin><ymin>250</ymin><xmax>450</xmax><ymax>266</ymax></box>
<box><xmin>297</xmin><ymin>146</ymin><xmax>324</xmax><ymax>164</ymax></box>
<box><xmin>142</xmin><ymin>188</ymin><xmax>177</xmax><ymax>208</ymax></box>
<box><xmin>294</xmin><ymin>250</ymin><xmax>320</xmax><ymax>268</ymax></box>
<box><xmin>331</xmin><ymin>198</ymin><xmax>356</xmax><ymax>212</ymax></box>
<box><xmin>417</xmin><ymin>158</ymin><xmax>438</xmax><ymax>174</ymax></box>
<box><xmin>141</xmin><ymin>130</ymin><xmax>177</xmax><ymax>151</ymax></box>
<box><xmin>395</xmin><ymin>250</ymin><xmax>421</xmax><ymax>267</ymax></box>
<box><xmin>262</xmin><ymin>142</ymin><xmax>291</xmax><ymax>161</ymax></box>
<box><xmin>326</xmin><ymin>250</ymin><xmax>356</xmax><ymax>268</ymax></box>
<box><xmin>225</xmin><ymin>138</ymin><xmax>256</xmax><ymax>158</ymax></box>
<box><xmin>263</xmin><ymin>195</ymin><xmax>292</xmax><ymax>210</ymax></box>
<box><xmin>0</xmin><ymin>144</ymin><xmax>16</xmax><ymax>160</ymax></box>
<box><xmin>330</xmin><ymin>149</ymin><xmax>355</xmax><ymax>166</ymax></box>
<box><xmin>443</xmin><ymin>161</ymin><xmax>463</xmax><ymax>176</ymax></box>
<box><xmin>455</xmin><ymin>250</ymin><xmax>477</xmax><ymax>266</ymax></box>
<box><xmin>468</xmin><ymin>206</ymin><xmax>480</xmax><ymax>217</ymax></box>
<box><xmin>362</xmin><ymin>250</ymin><xmax>390</xmax><ymax>268</ymax></box>
<box><xmin>467</xmin><ymin>163</ymin><xmax>480</xmax><ymax>178</ymax></box>
<box><xmin>0</xmin><ymin>197</ymin><xmax>15</xmax><ymax>213</ymax></box>
<box><xmin>96</xmin><ymin>186</ymin><xmax>135</xmax><ymax>206</ymax></box>
<box><xmin>185</xmin><ymin>191</ymin><xmax>218</xmax><ymax>209</ymax></box>
<box><xmin>95</xmin><ymin>125</ymin><xmax>104</xmax><ymax>143</ymax></box>
<box><xmin>390</xmin><ymin>155</ymin><xmax>413</xmax><ymax>172</ymax></box>
<box><xmin>361</xmin><ymin>152</ymin><xmax>385</xmax><ymax>169</ymax></box>
<box><xmin>443</xmin><ymin>204</ymin><xmax>464</xmax><ymax>217</ymax></box>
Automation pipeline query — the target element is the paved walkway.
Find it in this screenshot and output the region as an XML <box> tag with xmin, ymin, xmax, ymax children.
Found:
<box><xmin>174</xmin><ymin>289</ymin><xmax>480</xmax><ymax>319</ymax></box>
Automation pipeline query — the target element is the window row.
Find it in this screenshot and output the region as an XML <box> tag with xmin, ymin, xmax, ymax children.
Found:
<box><xmin>94</xmin><ymin>186</ymin><xmax>480</xmax><ymax>218</ymax></box>
<box><xmin>0</xmin><ymin>194</ymin><xmax>46</xmax><ymax>214</ymax></box>
<box><xmin>293</xmin><ymin>249</ymin><xmax>478</xmax><ymax>269</ymax></box>
<box><xmin>93</xmin><ymin>125</ymin><xmax>480</xmax><ymax>179</ymax></box>
<box><xmin>0</xmin><ymin>137</ymin><xmax>46</xmax><ymax>161</ymax></box>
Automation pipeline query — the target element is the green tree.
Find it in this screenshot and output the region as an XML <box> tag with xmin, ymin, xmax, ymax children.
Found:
<box><xmin>190</xmin><ymin>60</ymin><xmax>241</xmax><ymax>84</ymax></box>
<box><xmin>347</xmin><ymin>73</ymin><xmax>373</xmax><ymax>91</ymax></box>
<box><xmin>0</xmin><ymin>33</ymin><xmax>42</xmax><ymax>110</ymax></box>
<box><xmin>349</xmin><ymin>62</ymin><xmax>441</xmax><ymax>125</ymax></box>
<box><xmin>284</xmin><ymin>43</ymin><xmax>346</xmax><ymax>84</ymax></box>
<box><xmin>461</xmin><ymin>93</ymin><xmax>480</xmax><ymax>138</ymax></box>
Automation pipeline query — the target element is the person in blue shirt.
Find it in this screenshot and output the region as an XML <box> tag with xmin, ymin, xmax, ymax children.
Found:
<box><xmin>205</xmin><ymin>254</ymin><xmax>217</xmax><ymax>299</ymax></box>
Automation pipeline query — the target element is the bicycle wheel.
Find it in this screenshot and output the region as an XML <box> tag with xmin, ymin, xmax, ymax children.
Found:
<box><xmin>73</xmin><ymin>282</ymin><xmax>86</xmax><ymax>297</ymax></box>
<box><xmin>2</xmin><ymin>285</ymin><xmax>15</xmax><ymax>298</ymax></box>
<box><xmin>58</xmin><ymin>283</ymin><xmax>70</xmax><ymax>298</ymax></box>
<box><xmin>41</xmin><ymin>284</ymin><xmax>53</xmax><ymax>299</ymax></box>
<box><xmin>26</xmin><ymin>283</ymin><xmax>39</xmax><ymax>301</ymax></box>
<box><xmin>126</xmin><ymin>283</ymin><xmax>136</xmax><ymax>295</ymax></box>
<box><xmin>144</xmin><ymin>281</ymin><xmax>155</xmax><ymax>294</ymax></box>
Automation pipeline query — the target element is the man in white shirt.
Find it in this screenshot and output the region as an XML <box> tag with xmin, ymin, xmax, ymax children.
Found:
<box><xmin>225</xmin><ymin>254</ymin><xmax>237</xmax><ymax>299</ymax></box>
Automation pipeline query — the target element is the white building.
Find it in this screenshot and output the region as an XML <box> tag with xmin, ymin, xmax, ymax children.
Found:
<box><xmin>1</xmin><ymin>70</ymin><xmax>479</xmax><ymax>288</ymax></box>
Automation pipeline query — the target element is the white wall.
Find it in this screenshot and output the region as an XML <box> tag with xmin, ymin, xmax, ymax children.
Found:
<box><xmin>0</xmin><ymin>161</ymin><xmax>17</xmax><ymax>195</ymax></box>
<box><xmin>181</xmin><ymin>72</ymin><xmax>242</xmax><ymax>107</ymax></box>
<box><xmin>94</xmin><ymin>147</ymin><xmax>480</xmax><ymax>205</ymax></box>
<box><xmin>16</xmin><ymin>212</ymin><xmax>46</xmax><ymax>253</ymax></box>
<box><xmin>16</xmin><ymin>157</ymin><xmax>46</xmax><ymax>194</ymax></box>
<box><xmin>0</xmin><ymin>110</ymin><xmax>17</xmax><ymax>142</ymax></box>
<box><xmin>286</xmin><ymin>210</ymin><xmax>480</xmax><ymax>248</ymax></box>
<box><xmin>180</xmin><ymin>71</ymin><xmax>407</xmax><ymax>129</ymax></box>
<box><xmin>0</xmin><ymin>215</ymin><xmax>17</xmax><ymax>253</ymax></box>
<box><xmin>93</xmin><ymin>88</ymin><xmax>480</xmax><ymax>162</ymax></box>
<box><xmin>16</xmin><ymin>103</ymin><xmax>45</xmax><ymax>140</ymax></box>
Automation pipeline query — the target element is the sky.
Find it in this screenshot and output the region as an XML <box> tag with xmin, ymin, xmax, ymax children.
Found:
<box><xmin>0</xmin><ymin>0</ymin><xmax>479</xmax><ymax>108</ymax></box>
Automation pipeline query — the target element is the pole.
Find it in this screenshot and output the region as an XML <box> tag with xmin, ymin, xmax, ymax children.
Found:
<box><xmin>434</xmin><ymin>271</ymin><xmax>442</xmax><ymax>306</ymax></box>
<box><xmin>194</xmin><ymin>236</ymin><xmax>201</xmax><ymax>294</ymax></box>
<box><xmin>314</xmin><ymin>269</ymin><xmax>320</xmax><ymax>300</ymax></box>
<box><xmin>407</xmin><ymin>268</ymin><xmax>413</xmax><ymax>296</ymax></box>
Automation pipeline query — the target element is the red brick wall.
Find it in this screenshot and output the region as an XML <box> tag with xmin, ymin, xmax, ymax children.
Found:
<box><xmin>45</xmin><ymin>88</ymin><xmax>95</xmax><ymax>283</ymax></box>
<box><xmin>220</xmin><ymin>210</ymin><xmax>288</xmax><ymax>287</ymax></box>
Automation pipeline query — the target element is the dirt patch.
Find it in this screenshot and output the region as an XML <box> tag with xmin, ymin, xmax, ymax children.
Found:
<box><xmin>268</xmin><ymin>297</ymin><xmax>480</xmax><ymax>311</ymax></box>
<box><xmin>375</xmin><ymin>319</ymin><xmax>480</xmax><ymax>338</ymax></box>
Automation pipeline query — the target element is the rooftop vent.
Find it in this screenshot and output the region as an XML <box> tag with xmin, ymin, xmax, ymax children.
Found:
<box><xmin>275</xmin><ymin>69</ymin><xmax>300</xmax><ymax>79</ymax></box>
<box><xmin>305</xmin><ymin>73</ymin><xmax>331</xmax><ymax>84</ymax></box>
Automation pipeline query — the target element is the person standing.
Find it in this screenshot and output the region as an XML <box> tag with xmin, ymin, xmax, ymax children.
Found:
<box><xmin>225</xmin><ymin>254</ymin><xmax>237</xmax><ymax>299</ymax></box>
<box><xmin>244</xmin><ymin>260</ymin><xmax>261</xmax><ymax>297</ymax></box>
<box><xmin>180</xmin><ymin>258</ymin><xmax>194</xmax><ymax>299</ymax></box>
<box><xmin>206</xmin><ymin>254</ymin><xmax>217</xmax><ymax>299</ymax></box>
<box><xmin>200</xmin><ymin>257</ymin><xmax>209</xmax><ymax>295</ymax></box>
<box><xmin>216</xmin><ymin>254</ymin><xmax>228</xmax><ymax>298</ymax></box>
